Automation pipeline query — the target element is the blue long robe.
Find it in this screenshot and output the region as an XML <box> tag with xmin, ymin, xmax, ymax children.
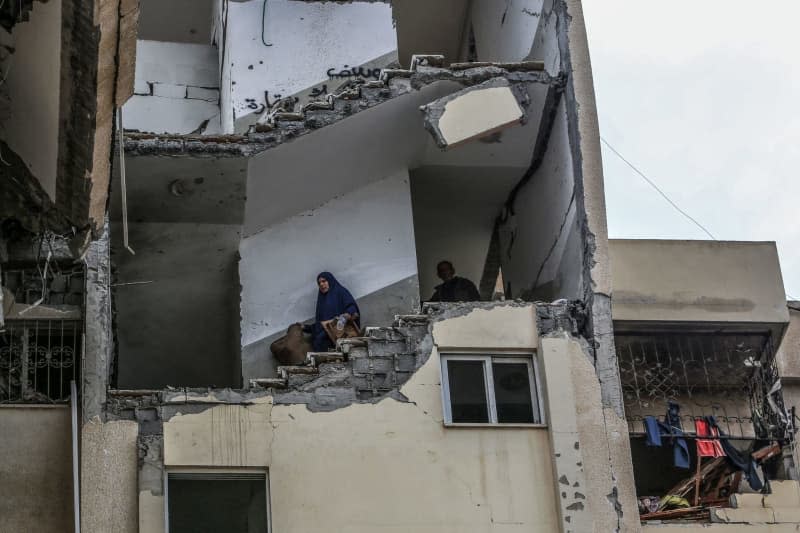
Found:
<box><xmin>312</xmin><ymin>272</ymin><xmax>360</xmax><ymax>351</ymax></box>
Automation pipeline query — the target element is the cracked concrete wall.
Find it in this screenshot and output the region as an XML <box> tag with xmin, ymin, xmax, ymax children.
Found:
<box><xmin>147</xmin><ymin>305</ymin><xmax>561</xmax><ymax>533</ymax></box>
<box><xmin>123</xmin><ymin>40</ymin><xmax>222</xmax><ymax>135</ymax></box>
<box><xmin>540</xmin><ymin>333</ymin><xmax>639</xmax><ymax>533</ymax></box>
<box><xmin>498</xmin><ymin>96</ymin><xmax>583</xmax><ymax>302</ymax></box>
<box><xmin>467</xmin><ymin>0</ymin><xmax>544</xmax><ymax>63</ymax></box>
<box><xmin>0</xmin><ymin>406</ymin><xmax>74</xmax><ymax>532</ymax></box>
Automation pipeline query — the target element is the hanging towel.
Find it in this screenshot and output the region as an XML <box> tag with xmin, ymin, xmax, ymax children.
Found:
<box><xmin>695</xmin><ymin>418</ymin><xmax>725</xmax><ymax>457</ymax></box>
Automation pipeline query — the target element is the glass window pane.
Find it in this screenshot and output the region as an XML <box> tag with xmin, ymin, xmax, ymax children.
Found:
<box><xmin>447</xmin><ymin>360</ymin><xmax>489</xmax><ymax>423</ymax></box>
<box><xmin>492</xmin><ymin>362</ymin><xmax>535</xmax><ymax>423</ymax></box>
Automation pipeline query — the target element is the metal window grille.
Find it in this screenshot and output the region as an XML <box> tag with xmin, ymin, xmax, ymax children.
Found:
<box><xmin>616</xmin><ymin>332</ymin><xmax>790</xmax><ymax>441</ymax></box>
<box><xmin>0</xmin><ymin>319</ymin><xmax>81</xmax><ymax>403</ymax></box>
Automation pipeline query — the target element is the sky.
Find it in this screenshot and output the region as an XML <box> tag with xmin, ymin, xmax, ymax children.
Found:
<box><xmin>582</xmin><ymin>1</ymin><xmax>800</xmax><ymax>299</ymax></box>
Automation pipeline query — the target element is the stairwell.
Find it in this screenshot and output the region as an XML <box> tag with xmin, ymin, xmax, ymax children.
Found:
<box><xmin>249</xmin><ymin>314</ymin><xmax>431</xmax><ymax>408</ymax></box>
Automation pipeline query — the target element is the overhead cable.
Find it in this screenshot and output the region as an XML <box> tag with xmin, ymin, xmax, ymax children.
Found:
<box><xmin>600</xmin><ymin>136</ymin><xmax>717</xmax><ymax>240</ymax></box>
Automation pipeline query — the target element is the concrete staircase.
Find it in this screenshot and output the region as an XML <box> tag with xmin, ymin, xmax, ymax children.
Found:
<box><xmin>248</xmin><ymin>314</ymin><xmax>430</xmax><ymax>399</ymax></box>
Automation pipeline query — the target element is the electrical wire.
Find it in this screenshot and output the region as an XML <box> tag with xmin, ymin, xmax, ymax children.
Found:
<box><xmin>601</xmin><ymin>136</ymin><xmax>800</xmax><ymax>300</ymax></box>
<box><xmin>600</xmin><ymin>136</ymin><xmax>717</xmax><ymax>240</ymax></box>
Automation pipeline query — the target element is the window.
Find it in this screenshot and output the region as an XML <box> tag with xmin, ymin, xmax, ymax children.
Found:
<box><xmin>166</xmin><ymin>471</ymin><xmax>270</xmax><ymax>533</ymax></box>
<box><xmin>440</xmin><ymin>354</ymin><xmax>543</xmax><ymax>425</ymax></box>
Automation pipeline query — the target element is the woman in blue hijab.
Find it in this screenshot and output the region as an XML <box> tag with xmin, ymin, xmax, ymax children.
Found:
<box><xmin>307</xmin><ymin>272</ymin><xmax>360</xmax><ymax>352</ymax></box>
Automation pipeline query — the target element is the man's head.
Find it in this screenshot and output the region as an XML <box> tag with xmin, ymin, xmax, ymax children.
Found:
<box><xmin>436</xmin><ymin>260</ymin><xmax>455</xmax><ymax>282</ymax></box>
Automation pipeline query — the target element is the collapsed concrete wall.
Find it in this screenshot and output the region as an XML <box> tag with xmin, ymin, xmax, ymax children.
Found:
<box><xmin>93</xmin><ymin>303</ymin><xmax>638</xmax><ymax>533</ymax></box>
<box><xmin>124</xmin><ymin>40</ymin><xmax>221</xmax><ymax>135</ymax></box>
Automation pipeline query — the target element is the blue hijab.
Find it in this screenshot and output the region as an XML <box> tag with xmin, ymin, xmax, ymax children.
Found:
<box><xmin>315</xmin><ymin>272</ymin><xmax>360</xmax><ymax>326</ymax></box>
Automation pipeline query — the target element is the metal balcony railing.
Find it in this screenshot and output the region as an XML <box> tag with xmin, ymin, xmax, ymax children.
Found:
<box><xmin>616</xmin><ymin>332</ymin><xmax>791</xmax><ymax>442</ymax></box>
<box><xmin>0</xmin><ymin>319</ymin><xmax>81</xmax><ymax>403</ymax></box>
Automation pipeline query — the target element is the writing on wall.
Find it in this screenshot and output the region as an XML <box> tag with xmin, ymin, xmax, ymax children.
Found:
<box><xmin>327</xmin><ymin>65</ymin><xmax>381</xmax><ymax>80</ymax></box>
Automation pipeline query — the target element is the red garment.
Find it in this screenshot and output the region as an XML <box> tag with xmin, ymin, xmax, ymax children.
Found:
<box><xmin>695</xmin><ymin>419</ymin><xmax>725</xmax><ymax>457</ymax></box>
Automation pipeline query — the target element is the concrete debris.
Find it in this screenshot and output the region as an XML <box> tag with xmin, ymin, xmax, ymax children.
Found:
<box><xmin>420</xmin><ymin>77</ymin><xmax>528</xmax><ymax>150</ymax></box>
<box><xmin>122</xmin><ymin>63</ymin><xmax>563</xmax><ymax>158</ymax></box>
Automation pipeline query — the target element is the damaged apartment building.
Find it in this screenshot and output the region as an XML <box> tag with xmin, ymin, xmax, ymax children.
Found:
<box><xmin>1</xmin><ymin>0</ymin><xmax>799</xmax><ymax>532</ymax></box>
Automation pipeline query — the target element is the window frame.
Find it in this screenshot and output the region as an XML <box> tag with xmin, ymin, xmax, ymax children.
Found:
<box><xmin>440</xmin><ymin>352</ymin><xmax>545</xmax><ymax>427</ymax></box>
<box><xmin>163</xmin><ymin>467</ymin><xmax>272</xmax><ymax>533</ymax></box>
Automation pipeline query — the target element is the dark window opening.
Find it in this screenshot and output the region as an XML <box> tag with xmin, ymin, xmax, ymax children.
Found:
<box><xmin>168</xmin><ymin>472</ymin><xmax>269</xmax><ymax>533</ymax></box>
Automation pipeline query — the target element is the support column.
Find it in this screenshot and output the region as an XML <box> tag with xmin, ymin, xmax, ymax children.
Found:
<box><xmin>82</xmin><ymin>220</ymin><xmax>111</xmax><ymax>422</ymax></box>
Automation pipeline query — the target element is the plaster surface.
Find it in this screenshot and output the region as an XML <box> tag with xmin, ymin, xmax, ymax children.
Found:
<box><xmin>432</xmin><ymin>304</ymin><xmax>538</xmax><ymax>350</ymax></box>
<box><xmin>609</xmin><ymin>240</ymin><xmax>790</xmax><ymax>325</ymax></box>
<box><xmin>435</xmin><ymin>84</ymin><xmax>524</xmax><ymax>148</ymax></box>
<box><xmin>81</xmin><ymin>419</ymin><xmax>138</xmax><ymax>533</ymax></box>
<box><xmin>498</xmin><ymin>98</ymin><xmax>583</xmax><ymax>301</ymax></box>
<box><xmin>0</xmin><ymin>407</ymin><xmax>73</xmax><ymax>533</ymax></box>
<box><xmin>113</xmin><ymin>222</ymin><xmax>242</xmax><ymax>388</ymax></box>
<box><xmin>469</xmin><ymin>0</ymin><xmax>543</xmax><ymax>63</ymax></box>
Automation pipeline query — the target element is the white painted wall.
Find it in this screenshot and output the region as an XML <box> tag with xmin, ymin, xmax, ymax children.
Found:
<box><xmin>468</xmin><ymin>0</ymin><xmax>544</xmax><ymax>62</ymax></box>
<box><xmin>224</xmin><ymin>0</ymin><xmax>397</xmax><ymax>132</ymax></box>
<box><xmin>123</xmin><ymin>40</ymin><xmax>221</xmax><ymax>134</ymax></box>
<box><xmin>240</xmin><ymin>171</ymin><xmax>418</xmax><ymax>347</ymax></box>
<box><xmin>0</xmin><ymin>0</ymin><xmax>61</xmax><ymax>200</ymax></box>
<box><xmin>499</xmin><ymin>99</ymin><xmax>584</xmax><ymax>300</ymax></box>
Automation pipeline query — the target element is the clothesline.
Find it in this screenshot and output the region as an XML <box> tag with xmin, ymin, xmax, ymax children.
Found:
<box><xmin>630</xmin><ymin>432</ymin><xmax>758</xmax><ymax>441</ymax></box>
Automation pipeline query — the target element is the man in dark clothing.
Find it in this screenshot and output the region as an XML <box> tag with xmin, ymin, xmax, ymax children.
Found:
<box><xmin>429</xmin><ymin>260</ymin><xmax>481</xmax><ymax>302</ymax></box>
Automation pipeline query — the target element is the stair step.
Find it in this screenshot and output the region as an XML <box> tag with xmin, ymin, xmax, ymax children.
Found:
<box><xmin>337</xmin><ymin>337</ymin><xmax>368</xmax><ymax>353</ymax></box>
<box><xmin>249</xmin><ymin>377</ymin><xmax>288</xmax><ymax>389</ymax></box>
<box><xmin>393</xmin><ymin>314</ymin><xmax>429</xmax><ymax>326</ymax></box>
<box><xmin>307</xmin><ymin>352</ymin><xmax>346</xmax><ymax>367</ymax></box>
<box><xmin>277</xmin><ymin>366</ymin><xmax>320</xmax><ymax>379</ymax></box>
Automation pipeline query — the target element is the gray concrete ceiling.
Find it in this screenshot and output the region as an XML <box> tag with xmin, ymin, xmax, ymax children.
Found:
<box><xmin>244</xmin><ymin>79</ymin><xmax>546</xmax><ymax>236</ymax></box>
<box><xmin>138</xmin><ymin>0</ymin><xmax>215</xmax><ymax>44</ymax></box>
<box><xmin>110</xmin><ymin>155</ymin><xmax>248</xmax><ymax>225</ymax></box>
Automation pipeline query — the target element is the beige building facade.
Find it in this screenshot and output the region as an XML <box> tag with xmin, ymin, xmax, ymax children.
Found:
<box><xmin>0</xmin><ymin>1</ymin><xmax>797</xmax><ymax>533</ymax></box>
